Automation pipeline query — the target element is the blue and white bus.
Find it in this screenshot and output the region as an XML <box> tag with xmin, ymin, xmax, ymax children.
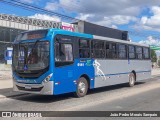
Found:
<box><xmin>12</xmin><ymin>29</ymin><xmax>151</xmax><ymax>97</ymax></box>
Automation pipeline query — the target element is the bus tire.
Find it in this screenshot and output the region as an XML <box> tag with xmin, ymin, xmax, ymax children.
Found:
<box><xmin>74</xmin><ymin>77</ymin><xmax>88</xmax><ymax>98</ymax></box>
<box><xmin>129</xmin><ymin>73</ymin><xmax>135</xmax><ymax>87</ymax></box>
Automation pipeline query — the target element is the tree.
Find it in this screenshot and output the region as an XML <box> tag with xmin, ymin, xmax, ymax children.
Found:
<box><xmin>151</xmin><ymin>49</ymin><xmax>157</xmax><ymax>62</ymax></box>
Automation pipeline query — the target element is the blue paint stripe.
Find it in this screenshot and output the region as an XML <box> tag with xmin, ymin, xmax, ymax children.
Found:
<box><xmin>136</xmin><ymin>70</ymin><xmax>151</xmax><ymax>73</ymax></box>
<box><xmin>95</xmin><ymin>70</ymin><xmax>151</xmax><ymax>77</ymax></box>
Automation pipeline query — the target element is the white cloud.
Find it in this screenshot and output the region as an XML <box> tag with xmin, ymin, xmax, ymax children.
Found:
<box><xmin>77</xmin><ymin>13</ymin><xmax>137</xmax><ymax>28</ymax></box>
<box><xmin>139</xmin><ymin>36</ymin><xmax>160</xmax><ymax>46</ymax></box>
<box><xmin>151</xmin><ymin>6</ymin><xmax>160</xmax><ymax>15</ymax></box>
<box><xmin>19</xmin><ymin>0</ymin><xmax>41</xmax><ymax>4</ymax></box>
<box><xmin>62</xmin><ymin>0</ymin><xmax>142</xmax><ymax>16</ymax></box>
<box><xmin>59</xmin><ymin>0</ymin><xmax>79</xmax><ymax>11</ymax></box>
<box><xmin>29</xmin><ymin>14</ymin><xmax>61</xmax><ymax>22</ymax></box>
<box><xmin>57</xmin><ymin>0</ymin><xmax>160</xmax><ymax>16</ymax></box>
<box><xmin>139</xmin><ymin>36</ymin><xmax>160</xmax><ymax>55</ymax></box>
<box><xmin>20</xmin><ymin>0</ymin><xmax>34</xmax><ymax>3</ymax></box>
<box><xmin>43</xmin><ymin>0</ymin><xmax>160</xmax><ymax>31</ymax></box>
<box><xmin>45</xmin><ymin>2</ymin><xmax>59</xmax><ymax>11</ymax></box>
<box><xmin>111</xmin><ymin>25</ymin><xmax>118</xmax><ymax>29</ymax></box>
<box><xmin>141</xmin><ymin>6</ymin><xmax>160</xmax><ymax>26</ymax></box>
<box><xmin>134</xmin><ymin>6</ymin><xmax>160</xmax><ymax>32</ymax></box>
<box><xmin>141</xmin><ymin>16</ymin><xmax>148</xmax><ymax>24</ymax></box>
<box><xmin>104</xmin><ymin>15</ymin><xmax>137</xmax><ymax>25</ymax></box>
<box><xmin>78</xmin><ymin>13</ymin><xmax>95</xmax><ymax>21</ymax></box>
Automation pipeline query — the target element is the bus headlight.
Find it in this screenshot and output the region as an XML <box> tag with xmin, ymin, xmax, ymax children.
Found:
<box><xmin>43</xmin><ymin>73</ymin><xmax>53</xmax><ymax>83</ymax></box>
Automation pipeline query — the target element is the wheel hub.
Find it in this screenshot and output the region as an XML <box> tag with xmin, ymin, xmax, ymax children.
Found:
<box><xmin>130</xmin><ymin>76</ymin><xmax>134</xmax><ymax>85</ymax></box>
<box><xmin>78</xmin><ymin>81</ymin><xmax>86</xmax><ymax>93</ymax></box>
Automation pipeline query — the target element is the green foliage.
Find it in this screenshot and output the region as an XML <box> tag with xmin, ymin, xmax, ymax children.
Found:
<box><xmin>151</xmin><ymin>49</ymin><xmax>157</xmax><ymax>62</ymax></box>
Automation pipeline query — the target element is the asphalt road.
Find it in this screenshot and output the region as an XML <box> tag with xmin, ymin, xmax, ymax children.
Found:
<box><xmin>0</xmin><ymin>76</ymin><xmax>160</xmax><ymax>120</ymax></box>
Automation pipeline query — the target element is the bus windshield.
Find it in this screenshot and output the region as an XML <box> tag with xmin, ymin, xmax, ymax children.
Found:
<box><xmin>13</xmin><ymin>41</ymin><xmax>49</xmax><ymax>71</ymax></box>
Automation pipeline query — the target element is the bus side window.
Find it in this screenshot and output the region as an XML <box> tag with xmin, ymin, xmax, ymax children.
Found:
<box><xmin>91</xmin><ymin>40</ymin><xmax>105</xmax><ymax>59</ymax></box>
<box><xmin>136</xmin><ymin>46</ymin><xmax>143</xmax><ymax>59</ymax></box>
<box><xmin>55</xmin><ymin>43</ymin><xmax>73</xmax><ymax>62</ymax></box>
<box><xmin>63</xmin><ymin>44</ymin><xmax>73</xmax><ymax>61</ymax></box>
<box><xmin>106</xmin><ymin>42</ymin><xmax>109</xmax><ymax>58</ymax></box>
<box><xmin>108</xmin><ymin>43</ymin><xmax>117</xmax><ymax>59</ymax></box>
<box><xmin>118</xmin><ymin>44</ymin><xmax>127</xmax><ymax>59</ymax></box>
<box><xmin>143</xmin><ymin>47</ymin><xmax>150</xmax><ymax>59</ymax></box>
<box><xmin>129</xmin><ymin>46</ymin><xmax>136</xmax><ymax>59</ymax></box>
<box><xmin>55</xmin><ymin>41</ymin><xmax>61</xmax><ymax>61</ymax></box>
<box><xmin>79</xmin><ymin>39</ymin><xmax>90</xmax><ymax>58</ymax></box>
<box><xmin>54</xmin><ymin>36</ymin><xmax>74</xmax><ymax>67</ymax></box>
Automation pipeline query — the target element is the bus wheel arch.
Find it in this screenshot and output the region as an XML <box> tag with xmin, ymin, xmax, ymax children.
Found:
<box><xmin>128</xmin><ymin>71</ymin><xmax>136</xmax><ymax>87</ymax></box>
<box><xmin>74</xmin><ymin>74</ymin><xmax>90</xmax><ymax>98</ymax></box>
<box><xmin>132</xmin><ymin>70</ymin><xmax>136</xmax><ymax>81</ymax></box>
<box><xmin>80</xmin><ymin>74</ymin><xmax>90</xmax><ymax>89</ymax></box>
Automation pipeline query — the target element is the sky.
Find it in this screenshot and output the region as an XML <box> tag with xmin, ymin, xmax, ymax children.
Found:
<box><xmin>0</xmin><ymin>0</ymin><xmax>160</xmax><ymax>47</ymax></box>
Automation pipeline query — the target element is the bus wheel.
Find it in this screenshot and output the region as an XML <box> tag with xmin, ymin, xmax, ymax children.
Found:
<box><xmin>74</xmin><ymin>77</ymin><xmax>88</xmax><ymax>97</ymax></box>
<box><xmin>129</xmin><ymin>73</ymin><xmax>135</xmax><ymax>87</ymax></box>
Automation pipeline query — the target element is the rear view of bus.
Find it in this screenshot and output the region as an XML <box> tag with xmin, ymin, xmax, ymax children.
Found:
<box><xmin>12</xmin><ymin>29</ymin><xmax>53</xmax><ymax>95</ymax></box>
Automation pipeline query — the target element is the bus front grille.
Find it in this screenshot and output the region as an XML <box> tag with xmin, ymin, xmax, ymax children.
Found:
<box><xmin>16</xmin><ymin>85</ymin><xmax>43</xmax><ymax>92</ymax></box>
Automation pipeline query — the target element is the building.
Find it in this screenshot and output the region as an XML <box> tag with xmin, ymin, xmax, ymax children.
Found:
<box><xmin>73</xmin><ymin>21</ymin><xmax>128</xmax><ymax>41</ymax></box>
<box><xmin>0</xmin><ymin>13</ymin><xmax>129</xmax><ymax>63</ymax></box>
<box><xmin>0</xmin><ymin>13</ymin><xmax>78</xmax><ymax>63</ymax></box>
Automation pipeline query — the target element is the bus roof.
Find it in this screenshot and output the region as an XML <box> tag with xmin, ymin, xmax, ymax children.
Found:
<box><xmin>93</xmin><ymin>35</ymin><xmax>149</xmax><ymax>47</ymax></box>
<box><xmin>50</xmin><ymin>28</ymin><xmax>149</xmax><ymax>48</ymax></box>
<box><xmin>18</xmin><ymin>28</ymin><xmax>149</xmax><ymax>47</ymax></box>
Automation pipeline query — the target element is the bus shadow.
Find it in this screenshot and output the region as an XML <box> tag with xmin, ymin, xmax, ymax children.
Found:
<box><xmin>88</xmin><ymin>82</ymin><xmax>145</xmax><ymax>95</ymax></box>
<box><xmin>11</xmin><ymin>93</ymin><xmax>75</xmax><ymax>103</ymax></box>
<box><xmin>0</xmin><ymin>88</ymin><xmax>13</xmax><ymax>97</ymax></box>
<box><xmin>10</xmin><ymin>82</ymin><xmax>145</xmax><ymax>103</ymax></box>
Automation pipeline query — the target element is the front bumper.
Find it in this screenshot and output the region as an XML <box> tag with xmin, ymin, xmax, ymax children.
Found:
<box><xmin>13</xmin><ymin>80</ymin><xmax>54</xmax><ymax>95</ymax></box>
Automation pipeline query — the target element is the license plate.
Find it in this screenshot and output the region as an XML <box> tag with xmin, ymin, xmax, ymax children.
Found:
<box><xmin>25</xmin><ymin>85</ymin><xmax>31</xmax><ymax>89</ymax></box>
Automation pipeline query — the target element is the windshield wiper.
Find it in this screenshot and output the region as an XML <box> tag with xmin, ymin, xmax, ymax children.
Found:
<box><xmin>29</xmin><ymin>39</ymin><xmax>41</xmax><ymax>55</ymax></box>
<box><xmin>24</xmin><ymin>39</ymin><xmax>41</xmax><ymax>70</ymax></box>
<box><xmin>17</xmin><ymin>39</ymin><xmax>41</xmax><ymax>70</ymax></box>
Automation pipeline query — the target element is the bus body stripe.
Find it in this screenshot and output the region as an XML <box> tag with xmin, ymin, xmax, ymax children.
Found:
<box><xmin>95</xmin><ymin>70</ymin><xmax>151</xmax><ymax>77</ymax></box>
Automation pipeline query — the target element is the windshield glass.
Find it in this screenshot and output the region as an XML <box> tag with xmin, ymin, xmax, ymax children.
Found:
<box><xmin>13</xmin><ymin>41</ymin><xmax>49</xmax><ymax>71</ymax></box>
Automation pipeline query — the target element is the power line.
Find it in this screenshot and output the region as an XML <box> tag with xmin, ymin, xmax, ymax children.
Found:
<box><xmin>45</xmin><ymin>0</ymin><xmax>88</xmax><ymax>13</ymax></box>
<box><xmin>0</xmin><ymin>2</ymin><xmax>30</xmax><ymax>14</ymax></box>
<box><xmin>45</xmin><ymin>0</ymin><xmax>97</xmax><ymax>15</ymax></box>
<box><xmin>0</xmin><ymin>0</ymin><xmax>160</xmax><ymax>39</ymax></box>
<box><xmin>0</xmin><ymin>0</ymin><xmax>80</xmax><ymax>22</ymax></box>
<box><xmin>11</xmin><ymin>0</ymin><xmax>70</xmax><ymax>19</ymax></box>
